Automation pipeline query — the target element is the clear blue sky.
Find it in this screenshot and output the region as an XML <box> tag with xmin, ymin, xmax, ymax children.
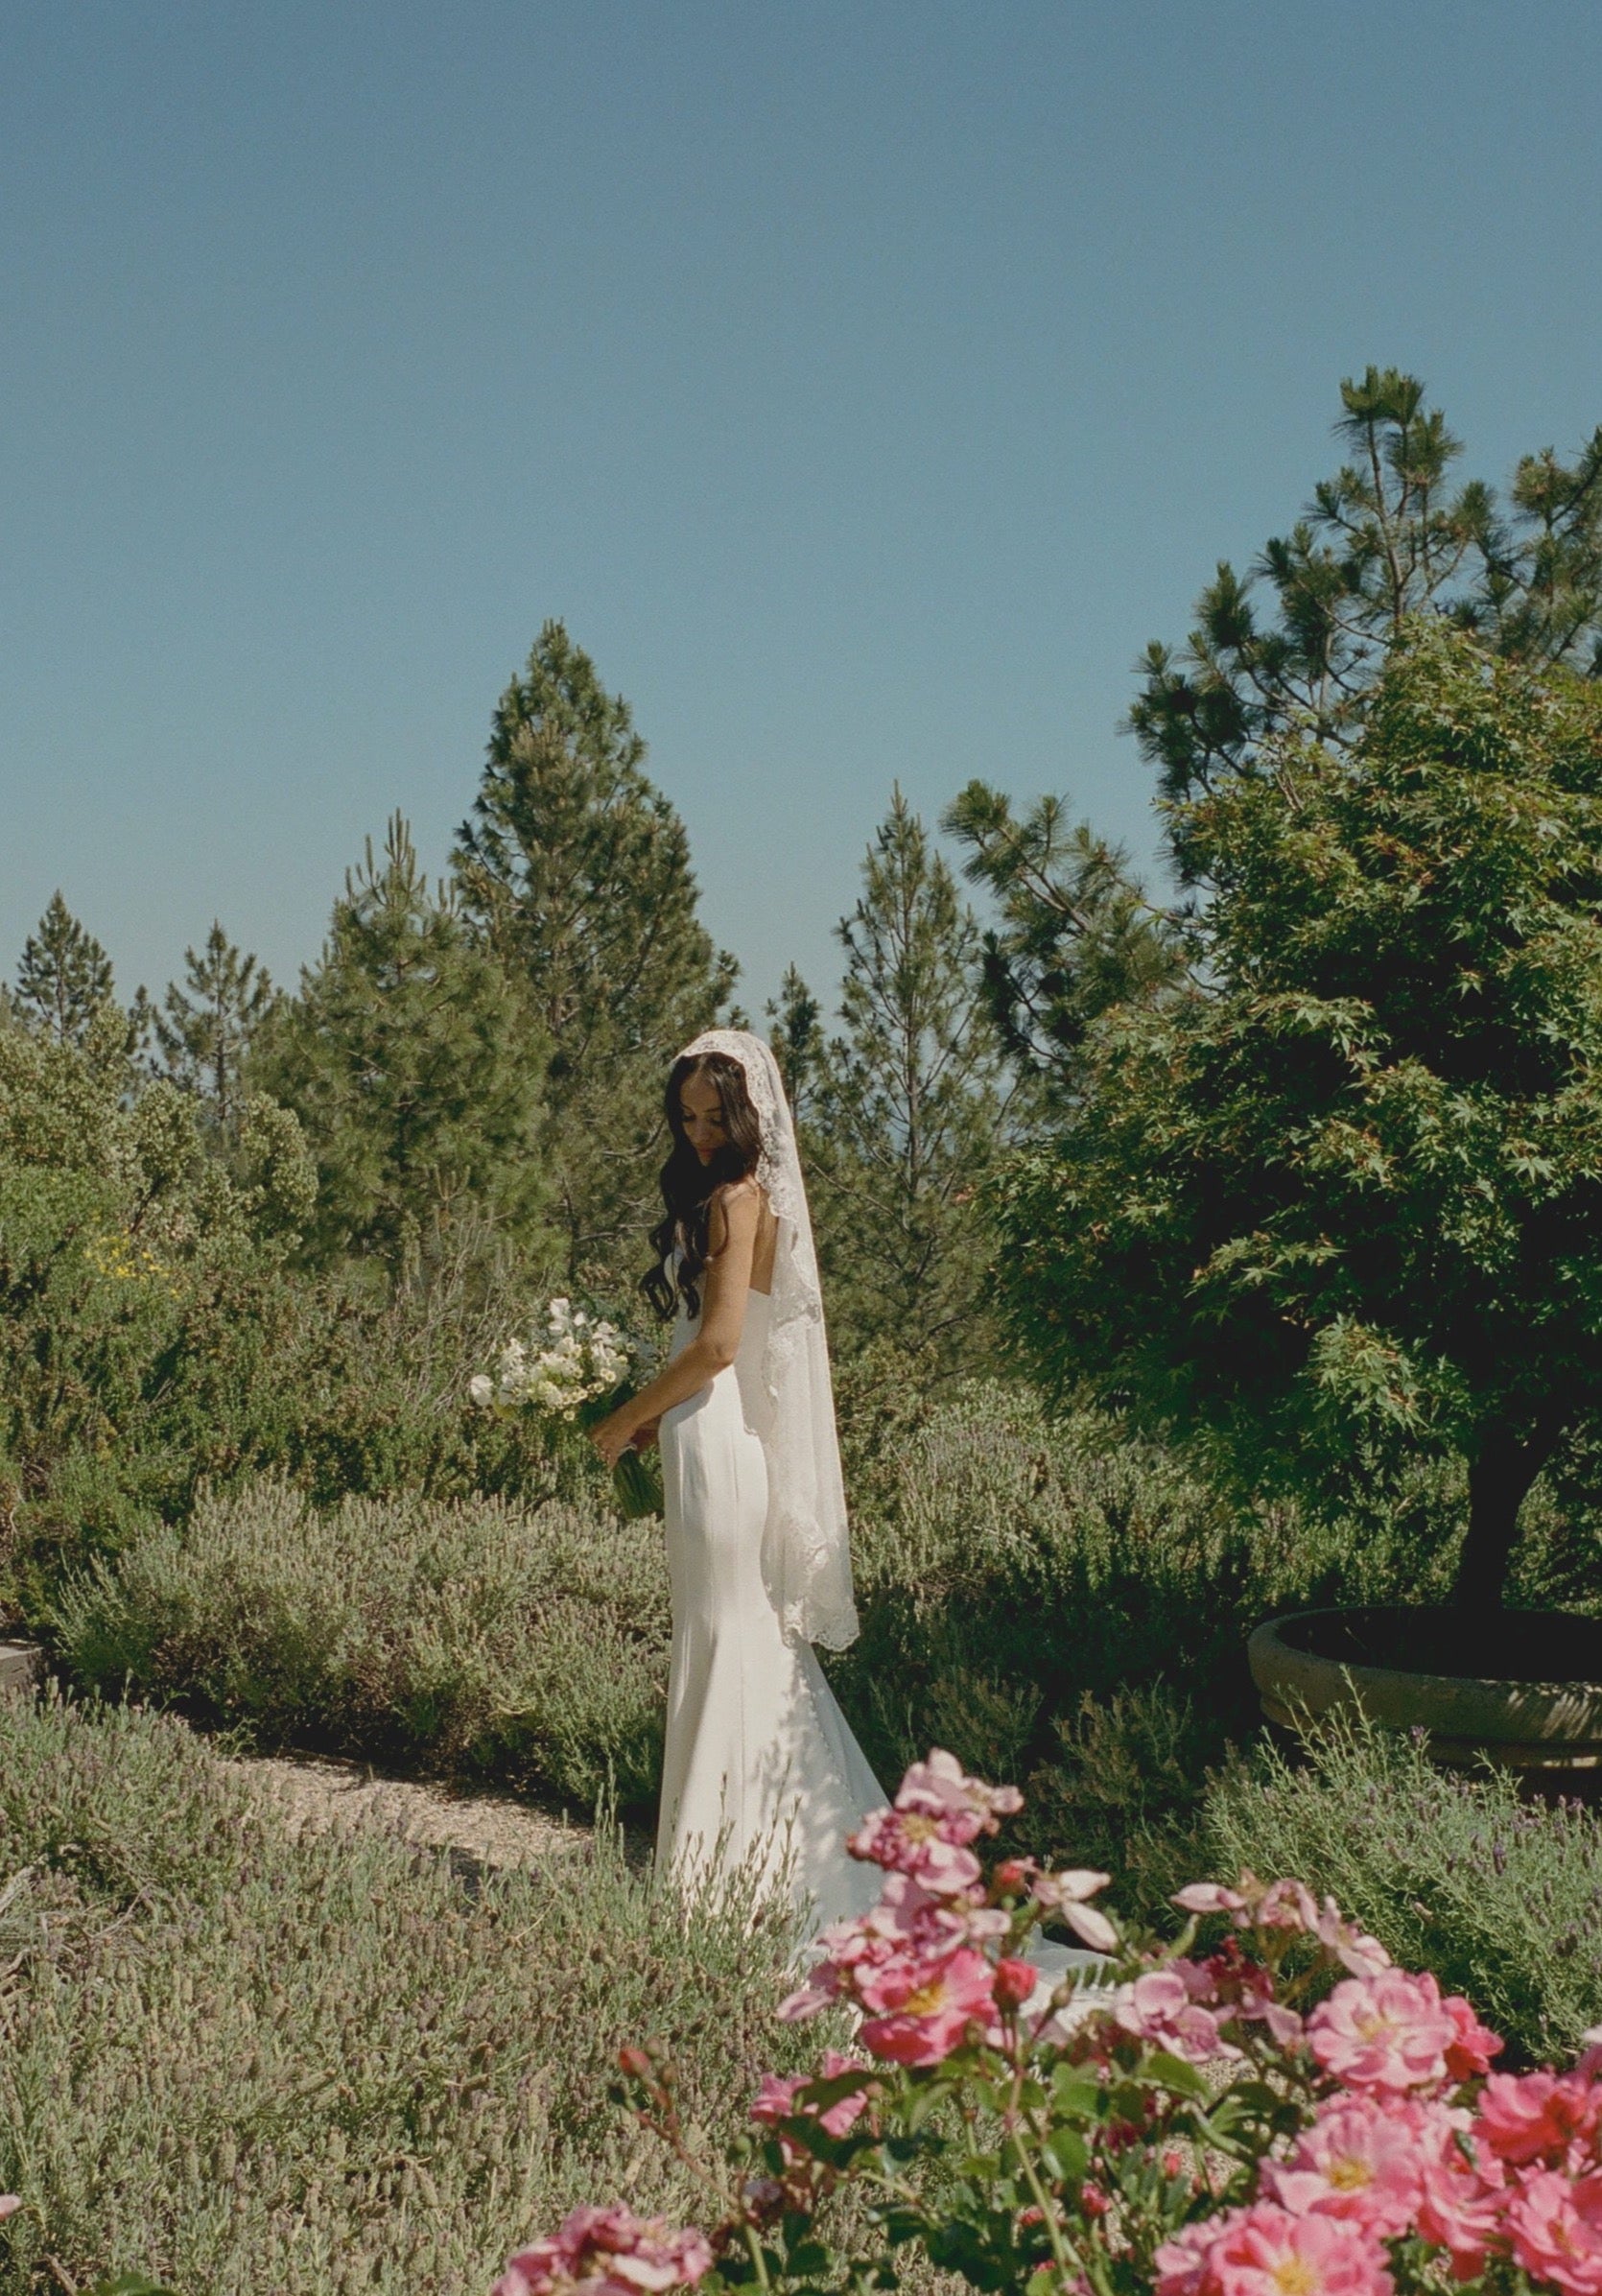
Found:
<box><xmin>3</xmin><ymin>2</ymin><xmax>1600</xmax><ymax>1020</ymax></box>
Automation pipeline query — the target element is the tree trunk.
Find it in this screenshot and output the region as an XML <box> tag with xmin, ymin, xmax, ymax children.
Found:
<box><xmin>1452</xmin><ymin>1413</ymin><xmax>1567</xmax><ymax>1619</ymax></box>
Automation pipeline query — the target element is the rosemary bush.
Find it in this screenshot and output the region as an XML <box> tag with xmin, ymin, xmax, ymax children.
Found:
<box><xmin>1203</xmin><ymin>1713</ymin><xmax>1602</xmax><ymax>2065</ymax></box>
<box><xmin>53</xmin><ymin>1480</ymin><xmax>671</xmax><ymax>1808</ymax></box>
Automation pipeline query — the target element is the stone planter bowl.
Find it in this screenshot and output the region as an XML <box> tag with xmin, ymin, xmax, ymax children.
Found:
<box><xmin>1248</xmin><ymin>1605</ymin><xmax>1602</xmax><ymax>1776</ymax></box>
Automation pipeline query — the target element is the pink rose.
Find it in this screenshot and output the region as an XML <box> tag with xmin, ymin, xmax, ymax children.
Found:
<box><xmin>1260</xmin><ymin>2095</ymin><xmax>1429</xmax><ymax>2238</ymax></box>
<box><xmin>1475</xmin><ymin>2070</ymin><xmax>1602</xmax><ymax>2168</ymax></box>
<box><xmin>857</xmin><ymin>1945</ymin><xmax>1002</xmax><ymax>2067</ymax></box>
<box><xmin>1032</xmin><ymin>1867</ymin><xmax>1118</xmax><ymax>1953</ymax></box>
<box><xmin>1157</xmin><ymin>2202</ymin><xmax>1391</xmax><ymax>2296</ymax></box>
<box><xmin>891</xmin><ymin>1749</ymin><xmax>1024</xmax><ymax>1846</ymax></box>
<box><xmin>1113</xmin><ymin>1967</ymin><xmax>1236</xmax><ymax>2065</ymax></box>
<box><xmin>847</xmin><ymin>1805</ymin><xmax>984</xmax><ymax>1894</ymax></box>
<box><xmin>750</xmin><ymin>2050</ymin><xmax>872</xmax><ymax>2147</ymax></box>
<box><xmin>1308</xmin><ymin>1970</ymin><xmax>1459</xmax><ymax>2095</ymax></box>
<box><xmin>1412</xmin><ymin>2121</ymin><xmax>1506</xmax><ymax>2278</ymax></box>
<box><xmin>1155</xmin><ymin>2210</ymin><xmax>1240</xmax><ymax>2296</ymax></box>
<box><xmin>1442</xmin><ymin>1994</ymin><xmax>1502</xmax><ymax>2083</ymax></box>
<box><xmin>1506</xmin><ymin>2167</ymin><xmax>1602</xmax><ymax>2296</ymax></box>
<box><xmin>1312</xmin><ymin>1901</ymin><xmax>1392</xmax><ymax>1979</ymax></box>
<box><xmin>495</xmin><ymin>2206</ymin><xmax>714</xmax><ymax>2296</ymax></box>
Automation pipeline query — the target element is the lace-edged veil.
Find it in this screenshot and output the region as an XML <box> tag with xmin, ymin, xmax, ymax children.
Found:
<box><xmin>675</xmin><ymin>1028</ymin><xmax>860</xmax><ymax>1652</ymax></box>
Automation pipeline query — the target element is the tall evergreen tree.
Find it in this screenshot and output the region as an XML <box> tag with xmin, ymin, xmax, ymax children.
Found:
<box><xmin>453</xmin><ymin>621</ymin><xmax>736</xmax><ymax>1284</ymax></box>
<box><xmin>1131</xmin><ymin>367</ymin><xmax>1602</xmax><ymax>879</ymax></box>
<box><xmin>252</xmin><ymin>816</ymin><xmax>546</xmax><ymax>1270</ymax></box>
<box><xmin>942</xmin><ymin>784</ymin><xmax>1184</xmax><ymax>1103</ymax></box>
<box><xmin>152</xmin><ymin>923</ymin><xmax>276</xmax><ymax>1131</ymax></box>
<box><xmin>13</xmin><ymin>892</ymin><xmax>115</xmax><ymax>1046</ymax></box>
<box><xmin>766</xmin><ymin>963</ymin><xmax>825</xmax><ymax>1129</ymax></box>
<box><xmin>810</xmin><ymin>789</ymin><xmax>1016</xmax><ymax>1368</ymax></box>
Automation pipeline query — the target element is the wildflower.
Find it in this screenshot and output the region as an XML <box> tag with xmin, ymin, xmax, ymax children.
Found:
<box><xmin>1312</xmin><ymin>1901</ymin><xmax>1391</xmax><ymax>1980</ymax></box>
<box><xmin>1412</xmin><ymin>2121</ymin><xmax>1506</xmax><ymax>2277</ymax></box>
<box><xmin>847</xmin><ymin>1806</ymin><xmax>984</xmax><ymax>1895</ymax></box>
<box><xmin>1175</xmin><ymin>1872</ymin><xmax>1333</xmax><ymax>1942</ymax></box>
<box><xmin>1442</xmin><ymin>1993</ymin><xmax>1502</xmax><ymax>2083</ymax></box>
<box><xmin>1307</xmin><ymin>1969</ymin><xmax>1461</xmax><ymax>2095</ymax></box>
<box><xmin>494</xmin><ymin>2205</ymin><xmax>713</xmax><ymax>2296</ymax></box>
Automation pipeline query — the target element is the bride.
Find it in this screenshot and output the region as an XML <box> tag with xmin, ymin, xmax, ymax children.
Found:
<box><xmin>588</xmin><ymin>1027</ymin><xmax>885</xmax><ymax>1929</ymax></box>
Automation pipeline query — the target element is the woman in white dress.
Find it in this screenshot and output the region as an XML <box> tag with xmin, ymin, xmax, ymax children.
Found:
<box><xmin>589</xmin><ymin>1029</ymin><xmax>885</xmax><ymax>1930</ymax></box>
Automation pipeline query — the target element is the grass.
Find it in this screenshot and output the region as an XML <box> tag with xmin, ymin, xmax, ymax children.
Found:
<box><xmin>0</xmin><ymin>1688</ymin><xmax>820</xmax><ymax>2295</ymax></box>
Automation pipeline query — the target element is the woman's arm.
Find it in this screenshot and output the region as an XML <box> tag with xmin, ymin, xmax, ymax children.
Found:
<box><xmin>589</xmin><ymin>1185</ymin><xmax>760</xmax><ymax>1469</ymax></box>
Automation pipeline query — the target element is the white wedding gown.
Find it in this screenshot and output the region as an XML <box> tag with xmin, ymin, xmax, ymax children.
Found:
<box><xmin>656</xmin><ymin>1283</ymin><xmax>886</xmax><ymax>1929</ymax></box>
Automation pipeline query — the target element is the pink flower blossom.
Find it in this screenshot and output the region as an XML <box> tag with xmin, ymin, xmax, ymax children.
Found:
<box><xmin>1173</xmin><ymin>1881</ymin><xmax>1255</xmax><ymax>1920</ymax></box>
<box><xmin>1032</xmin><ymin>1868</ymin><xmax>1118</xmax><ymax>1953</ymax></box>
<box><xmin>1442</xmin><ymin>1994</ymin><xmax>1502</xmax><ymax>2083</ymax></box>
<box><xmin>1506</xmin><ymin>2167</ymin><xmax>1602</xmax><ymax>2296</ymax></box>
<box><xmin>857</xmin><ymin>1945</ymin><xmax>1002</xmax><ymax>2066</ymax></box>
<box><xmin>750</xmin><ymin>2051</ymin><xmax>872</xmax><ymax>2147</ymax></box>
<box><xmin>1155</xmin><ymin>2210</ymin><xmax>1240</xmax><ymax>2296</ymax></box>
<box><xmin>1412</xmin><ymin>2119</ymin><xmax>1505</xmax><ymax>2278</ymax></box>
<box><xmin>495</xmin><ymin>2207</ymin><xmax>714</xmax><ymax>2296</ymax></box>
<box><xmin>994</xmin><ymin>1956</ymin><xmax>1039</xmax><ymax>2012</ymax></box>
<box><xmin>847</xmin><ymin>1805</ymin><xmax>984</xmax><ymax>1894</ymax></box>
<box><xmin>1172</xmin><ymin>1872</ymin><xmax>1320</xmax><ymax>1938</ymax></box>
<box><xmin>1475</xmin><ymin>2070</ymin><xmax>1602</xmax><ymax>2167</ymax></box>
<box><xmin>1312</xmin><ymin>1902</ymin><xmax>1392</xmax><ymax>1980</ymax></box>
<box><xmin>1157</xmin><ymin>2203</ymin><xmax>1391</xmax><ymax>2296</ymax></box>
<box><xmin>1261</xmin><ymin>2095</ymin><xmax>1429</xmax><ymax>2238</ymax></box>
<box><xmin>1113</xmin><ymin>1967</ymin><xmax>1236</xmax><ymax>2064</ymax></box>
<box><xmin>891</xmin><ymin>1749</ymin><xmax>1023</xmax><ymax>1846</ymax></box>
<box><xmin>1307</xmin><ymin>1970</ymin><xmax>1459</xmax><ymax>2095</ymax></box>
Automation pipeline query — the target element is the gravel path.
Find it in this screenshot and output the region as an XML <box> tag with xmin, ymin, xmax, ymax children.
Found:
<box><xmin>222</xmin><ymin>1745</ymin><xmax>624</xmax><ymax>1873</ymax></box>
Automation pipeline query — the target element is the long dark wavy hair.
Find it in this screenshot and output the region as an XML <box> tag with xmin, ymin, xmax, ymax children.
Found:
<box><xmin>642</xmin><ymin>1051</ymin><xmax>763</xmax><ymax>1320</ymax></box>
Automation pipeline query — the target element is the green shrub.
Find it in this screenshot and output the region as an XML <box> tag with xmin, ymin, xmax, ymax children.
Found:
<box><xmin>825</xmin><ymin>1382</ymin><xmax>1485</xmax><ymax>1903</ymax></box>
<box><xmin>0</xmin><ymin>1690</ymin><xmax>817</xmax><ymax>2296</ymax></box>
<box><xmin>54</xmin><ymin>1480</ymin><xmax>671</xmax><ymax>1809</ymax></box>
<box><xmin>1202</xmin><ymin>1712</ymin><xmax>1602</xmax><ymax>2065</ymax></box>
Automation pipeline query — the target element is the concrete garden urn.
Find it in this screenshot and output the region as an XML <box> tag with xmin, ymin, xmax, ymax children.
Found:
<box><xmin>1248</xmin><ymin>1605</ymin><xmax>1602</xmax><ymax>1784</ymax></box>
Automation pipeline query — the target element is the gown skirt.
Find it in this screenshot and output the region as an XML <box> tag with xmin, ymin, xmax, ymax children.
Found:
<box><xmin>655</xmin><ymin>1291</ymin><xmax>885</xmax><ymax>1931</ymax></box>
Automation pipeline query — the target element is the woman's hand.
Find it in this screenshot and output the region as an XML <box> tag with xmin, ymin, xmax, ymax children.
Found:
<box><xmin>588</xmin><ymin>1408</ymin><xmax>640</xmax><ymax>1471</ymax></box>
<box><xmin>631</xmin><ymin>1416</ymin><xmax>661</xmax><ymax>1454</ymax></box>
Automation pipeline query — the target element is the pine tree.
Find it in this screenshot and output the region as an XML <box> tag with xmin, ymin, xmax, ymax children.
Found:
<box><xmin>810</xmin><ymin>789</ymin><xmax>1016</xmax><ymax>1369</ymax></box>
<box><xmin>1131</xmin><ymin>367</ymin><xmax>1602</xmax><ymax>879</ymax></box>
<box><xmin>942</xmin><ymin>784</ymin><xmax>1183</xmax><ymax>1103</ymax></box>
<box><xmin>252</xmin><ymin>816</ymin><xmax>547</xmax><ymax>1269</ymax></box>
<box><xmin>153</xmin><ymin>923</ymin><xmax>276</xmax><ymax>1131</ymax></box>
<box><xmin>766</xmin><ymin>964</ymin><xmax>825</xmax><ymax>1129</ymax></box>
<box><xmin>13</xmin><ymin>892</ymin><xmax>115</xmax><ymax>1046</ymax></box>
<box><xmin>453</xmin><ymin>621</ymin><xmax>736</xmax><ymax>1284</ymax></box>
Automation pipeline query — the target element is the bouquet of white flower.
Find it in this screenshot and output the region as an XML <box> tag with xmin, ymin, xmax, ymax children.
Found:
<box><xmin>469</xmin><ymin>1297</ymin><xmax>662</xmax><ymax>1519</ymax></box>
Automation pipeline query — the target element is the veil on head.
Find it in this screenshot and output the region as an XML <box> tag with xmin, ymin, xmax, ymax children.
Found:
<box><xmin>676</xmin><ymin>1028</ymin><xmax>860</xmax><ymax>1652</ymax></box>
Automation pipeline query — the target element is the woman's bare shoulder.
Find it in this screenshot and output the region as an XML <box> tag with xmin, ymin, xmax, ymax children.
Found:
<box><xmin>709</xmin><ymin>1175</ymin><xmax>764</xmax><ymax>1226</ymax></box>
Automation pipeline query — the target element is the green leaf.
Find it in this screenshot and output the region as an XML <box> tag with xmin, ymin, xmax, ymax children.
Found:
<box><xmin>1043</xmin><ymin>2124</ymin><xmax>1089</xmax><ymax>2183</ymax></box>
<box><xmin>1145</xmin><ymin>2048</ymin><xmax>1212</xmax><ymax>2099</ymax></box>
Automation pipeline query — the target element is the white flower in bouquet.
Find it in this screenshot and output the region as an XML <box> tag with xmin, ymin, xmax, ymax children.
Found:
<box><xmin>470</xmin><ymin>1298</ymin><xmax>636</xmax><ymax>1420</ymax></box>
